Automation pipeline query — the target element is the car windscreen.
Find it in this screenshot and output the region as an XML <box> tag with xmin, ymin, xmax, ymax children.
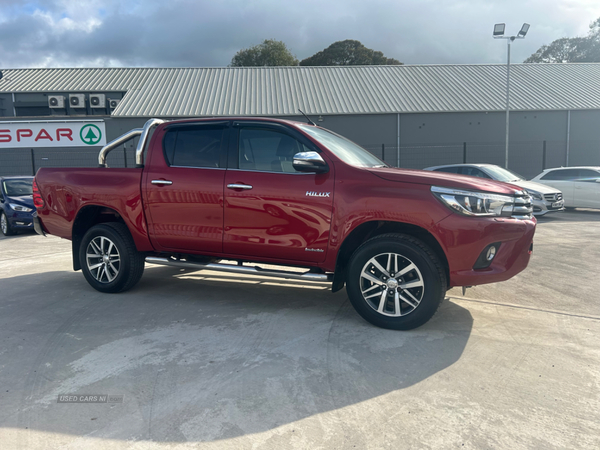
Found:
<box><xmin>297</xmin><ymin>125</ymin><xmax>386</xmax><ymax>168</ymax></box>
<box><xmin>2</xmin><ymin>179</ymin><xmax>33</xmax><ymax>196</ymax></box>
<box><xmin>483</xmin><ymin>166</ymin><xmax>525</xmax><ymax>182</ymax></box>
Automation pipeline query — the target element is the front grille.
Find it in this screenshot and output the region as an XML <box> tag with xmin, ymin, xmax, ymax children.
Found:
<box><xmin>544</xmin><ymin>193</ymin><xmax>563</xmax><ymax>202</ymax></box>
<box><xmin>512</xmin><ymin>195</ymin><xmax>533</xmax><ymax>219</ymax></box>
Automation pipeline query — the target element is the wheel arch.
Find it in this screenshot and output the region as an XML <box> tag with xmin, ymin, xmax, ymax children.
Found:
<box><xmin>331</xmin><ymin>220</ymin><xmax>449</xmax><ymax>292</ymax></box>
<box><xmin>71</xmin><ymin>205</ymin><xmax>126</xmax><ymax>271</ymax></box>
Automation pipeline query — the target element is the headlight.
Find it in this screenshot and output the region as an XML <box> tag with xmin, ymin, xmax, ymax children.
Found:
<box><xmin>8</xmin><ymin>203</ymin><xmax>33</xmax><ymax>212</ymax></box>
<box><xmin>431</xmin><ymin>186</ymin><xmax>532</xmax><ymax>218</ymax></box>
<box><xmin>526</xmin><ymin>190</ymin><xmax>543</xmax><ymax>201</ymax></box>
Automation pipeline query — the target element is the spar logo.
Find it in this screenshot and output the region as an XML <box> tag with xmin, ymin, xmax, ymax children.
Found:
<box><xmin>80</xmin><ymin>124</ymin><xmax>102</xmax><ymax>145</ymax></box>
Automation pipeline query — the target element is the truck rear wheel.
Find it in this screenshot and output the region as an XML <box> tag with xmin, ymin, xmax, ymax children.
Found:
<box><xmin>79</xmin><ymin>223</ymin><xmax>145</xmax><ymax>293</ymax></box>
<box><xmin>346</xmin><ymin>233</ymin><xmax>446</xmax><ymax>330</ymax></box>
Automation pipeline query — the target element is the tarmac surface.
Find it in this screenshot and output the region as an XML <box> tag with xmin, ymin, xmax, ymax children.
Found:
<box><xmin>1</xmin><ymin>210</ymin><xmax>599</xmax><ymax>449</ymax></box>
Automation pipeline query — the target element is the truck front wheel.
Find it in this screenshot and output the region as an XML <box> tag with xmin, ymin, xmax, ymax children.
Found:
<box><xmin>346</xmin><ymin>233</ymin><xmax>446</xmax><ymax>330</ymax></box>
<box><xmin>79</xmin><ymin>223</ymin><xmax>145</xmax><ymax>293</ymax></box>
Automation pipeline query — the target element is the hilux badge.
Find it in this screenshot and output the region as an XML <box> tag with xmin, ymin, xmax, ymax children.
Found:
<box><xmin>306</xmin><ymin>191</ymin><xmax>330</xmax><ymax>197</ymax></box>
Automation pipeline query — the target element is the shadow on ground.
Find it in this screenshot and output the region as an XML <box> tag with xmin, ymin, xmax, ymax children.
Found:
<box><xmin>1</xmin><ymin>265</ymin><xmax>473</xmax><ymax>443</ymax></box>
<box><xmin>536</xmin><ymin>209</ymin><xmax>600</xmax><ymax>223</ymax></box>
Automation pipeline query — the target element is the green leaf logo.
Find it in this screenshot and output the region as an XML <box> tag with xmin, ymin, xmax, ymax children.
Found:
<box><xmin>80</xmin><ymin>124</ymin><xmax>102</xmax><ymax>145</ymax></box>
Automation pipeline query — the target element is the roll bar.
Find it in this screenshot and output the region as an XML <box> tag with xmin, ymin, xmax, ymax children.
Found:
<box><xmin>98</xmin><ymin>118</ymin><xmax>165</xmax><ymax>167</ymax></box>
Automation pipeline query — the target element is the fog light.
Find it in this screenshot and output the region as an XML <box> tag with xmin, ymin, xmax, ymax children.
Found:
<box><xmin>473</xmin><ymin>243</ymin><xmax>501</xmax><ymax>270</ymax></box>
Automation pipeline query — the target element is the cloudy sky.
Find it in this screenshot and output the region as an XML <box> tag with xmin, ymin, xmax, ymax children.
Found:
<box><xmin>1</xmin><ymin>0</ymin><xmax>599</xmax><ymax>68</ymax></box>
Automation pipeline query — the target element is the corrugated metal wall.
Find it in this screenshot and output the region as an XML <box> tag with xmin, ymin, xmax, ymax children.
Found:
<box><xmin>2</xmin><ymin>110</ymin><xmax>599</xmax><ymax>179</ymax></box>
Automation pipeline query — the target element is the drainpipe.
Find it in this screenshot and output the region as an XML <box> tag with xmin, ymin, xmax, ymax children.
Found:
<box><xmin>565</xmin><ymin>110</ymin><xmax>571</xmax><ymax>166</ymax></box>
<box><xmin>397</xmin><ymin>113</ymin><xmax>400</xmax><ymax>168</ymax></box>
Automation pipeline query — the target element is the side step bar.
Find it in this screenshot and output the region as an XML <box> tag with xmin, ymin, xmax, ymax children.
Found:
<box><xmin>145</xmin><ymin>256</ymin><xmax>333</xmax><ymax>283</ymax></box>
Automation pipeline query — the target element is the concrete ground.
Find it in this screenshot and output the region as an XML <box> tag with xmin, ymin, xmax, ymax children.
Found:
<box><xmin>1</xmin><ymin>210</ymin><xmax>599</xmax><ymax>449</ymax></box>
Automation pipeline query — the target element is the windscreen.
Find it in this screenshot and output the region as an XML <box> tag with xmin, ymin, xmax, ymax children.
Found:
<box><xmin>297</xmin><ymin>125</ymin><xmax>386</xmax><ymax>168</ymax></box>
<box><xmin>3</xmin><ymin>178</ymin><xmax>33</xmax><ymax>196</ymax></box>
<box><xmin>483</xmin><ymin>166</ymin><xmax>525</xmax><ymax>182</ymax></box>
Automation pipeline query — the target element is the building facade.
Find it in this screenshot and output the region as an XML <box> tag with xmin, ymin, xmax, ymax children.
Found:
<box><xmin>1</xmin><ymin>65</ymin><xmax>600</xmax><ymax>178</ymax></box>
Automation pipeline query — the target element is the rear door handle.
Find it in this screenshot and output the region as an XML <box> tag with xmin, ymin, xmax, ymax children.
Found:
<box><xmin>151</xmin><ymin>180</ymin><xmax>173</xmax><ymax>186</ymax></box>
<box><xmin>227</xmin><ymin>184</ymin><xmax>253</xmax><ymax>190</ymax></box>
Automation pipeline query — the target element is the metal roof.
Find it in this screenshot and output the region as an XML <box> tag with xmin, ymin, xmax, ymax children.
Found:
<box><xmin>0</xmin><ymin>68</ymin><xmax>152</xmax><ymax>92</ymax></box>
<box><xmin>2</xmin><ymin>64</ymin><xmax>600</xmax><ymax>116</ymax></box>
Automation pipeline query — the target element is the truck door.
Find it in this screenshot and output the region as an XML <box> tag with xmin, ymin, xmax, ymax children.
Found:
<box><xmin>223</xmin><ymin>123</ymin><xmax>334</xmax><ymax>263</ymax></box>
<box><xmin>143</xmin><ymin>122</ymin><xmax>229</xmax><ymax>253</ymax></box>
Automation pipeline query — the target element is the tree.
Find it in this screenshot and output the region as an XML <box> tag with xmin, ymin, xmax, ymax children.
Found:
<box><xmin>525</xmin><ymin>17</ymin><xmax>600</xmax><ymax>63</ymax></box>
<box><xmin>300</xmin><ymin>40</ymin><xmax>402</xmax><ymax>66</ymax></box>
<box><xmin>230</xmin><ymin>39</ymin><xmax>298</xmax><ymax>67</ymax></box>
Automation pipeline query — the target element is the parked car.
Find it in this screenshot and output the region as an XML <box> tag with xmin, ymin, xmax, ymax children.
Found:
<box><xmin>33</xmin><ymin>118</ymin><xmax>536</xmax><ymax>330</ymax></box>
<box><xmin>424</xmin><ymin>164</ymin><xmax>564</xmax><ymax>216</ymax></box>
<box><xmin>1</xmin><ymin>176</ymin><xmax>35</xmax><ymax>236</ymax></box>
<box><xmin>530</xmin><ymin>167</ymin><xmax>600</xmax><ymax>210</ymax></box>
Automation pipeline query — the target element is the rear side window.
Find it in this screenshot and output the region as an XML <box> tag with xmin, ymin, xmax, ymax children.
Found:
<box><xmin>458</xmin><ymin>167</ymin><xmax>491</xmax><ymax>179</ymax></box>
<box><xmin>434</xmin><ymin>167</ymin><xmax>460</xmax><ymax>174</ymax></box>
<box><xmin>541</xmin><ymin>169</ymin><xmax>579</xmax><ymax>181</ymax></box>
<box><xmin>163</xmin><ymin>126</ymin><xmax>225</xmax><ymax>168</ymax></box>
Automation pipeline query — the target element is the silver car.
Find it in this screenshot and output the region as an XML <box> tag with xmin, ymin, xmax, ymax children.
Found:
<box><xmin>424</xmin><ymin>164</ymin><xmax>564</xmax><ymax>216</ymax></box>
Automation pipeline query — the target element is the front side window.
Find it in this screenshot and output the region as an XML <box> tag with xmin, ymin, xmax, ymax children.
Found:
<box><xmin>163</xmin><ymin>126</ymin><xmax>225</xmax><ymax>168</ymax></box>
<box><xmin>238</xmin><ymin>128</ymin><xmax>312</xmax><ymax>173</ymax></box>
<box><xmin>541</xmin><ymin>169</ymin><xmax>579</xmax><ymax>181</ymax></box>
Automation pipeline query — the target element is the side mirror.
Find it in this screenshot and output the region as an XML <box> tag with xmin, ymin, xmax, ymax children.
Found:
<box><xmin>292</xmin><ymin>151</ymin><xmax>329</xmax><ymax>174</ymax></box>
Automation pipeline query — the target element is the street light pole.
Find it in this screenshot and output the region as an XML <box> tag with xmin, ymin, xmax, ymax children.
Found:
<box><xmin>494</xmin><ymin>23</ymin><xmax>529</xmax><ymax>169</ymax></box>
<box><xmin>505</xmin><ymin>38</ymin><xmax>512</xmax><ymax>170</ymax></box>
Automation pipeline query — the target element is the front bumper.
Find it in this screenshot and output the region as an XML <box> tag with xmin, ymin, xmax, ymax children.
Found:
<box><xmin>434</xmin><ymin>214</ymin><xmax>536</xmax><ymax>288</ymax></box>
<box><xmin>532</xmin><ymin>198</ymin><xmax>564</xmax><ymax>216</ymax></box>
<box><xmin>6</xmin><ymin>210</ymin><xmax>35</xmax><ymax>230</ymax></box>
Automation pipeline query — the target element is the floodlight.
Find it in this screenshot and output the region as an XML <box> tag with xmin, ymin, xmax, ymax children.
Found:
<box><xmin>493</xmin><ymin>23</ymin><xmax>531</xmax><ymax>169</ymax></box>
<box><xmin>518</xmin><ymin>23</ymin><xmax>530</xmax><ymax>37</ymax></box>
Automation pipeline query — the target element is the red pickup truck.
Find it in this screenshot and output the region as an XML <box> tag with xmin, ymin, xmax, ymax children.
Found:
<box><xmin>33</xmin><ymin>117</ymin><xmax>535</xmax><ymax>330</ymax></box>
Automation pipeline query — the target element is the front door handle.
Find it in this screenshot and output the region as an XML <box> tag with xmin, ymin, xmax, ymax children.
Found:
<box><xmin>151</xmin><ymin>180</ymin><xmax>173</xmax><ymax>186</ymax></box>
<box><xmin>227</xmin><ymin>183</ymin><xmax>253</xmax><ymax>190</ymax></box>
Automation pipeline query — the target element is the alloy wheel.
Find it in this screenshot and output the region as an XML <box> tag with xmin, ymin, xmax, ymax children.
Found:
<box><xmin>86</xmin><ymin>236</ymin><xmax>121</xmax><ymax>283</ymax></box>
<box><xmin>359</xmin><ymin>252</ymin><xmax>424</xmax><ymax>317</ymax></box>
<box><xmin>1</xmin><ymin>214</ymin><xmax>7</xmax><ymax>235</ymax></box>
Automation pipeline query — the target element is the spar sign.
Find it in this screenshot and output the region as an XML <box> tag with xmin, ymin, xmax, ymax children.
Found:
<box><xmin>0</xmin><ymin>120</ymin><xmax>107</xmax><ymax>148</ymax></box>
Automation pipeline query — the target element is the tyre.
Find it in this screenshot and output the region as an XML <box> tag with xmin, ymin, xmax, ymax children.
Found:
<box><xmin>1</xmin><ymin>212</ymin><xmax>15</xmax><ymax>236</ymax></box>
<box><xmin>346</xmin><ymin>233</ymin><xmax>446</xmax><ymax>330</ymax></box>
<box><xmin>79</xmin><ymin>223</ymin><xmax>145</xmax><ymax>293</ymax></box>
